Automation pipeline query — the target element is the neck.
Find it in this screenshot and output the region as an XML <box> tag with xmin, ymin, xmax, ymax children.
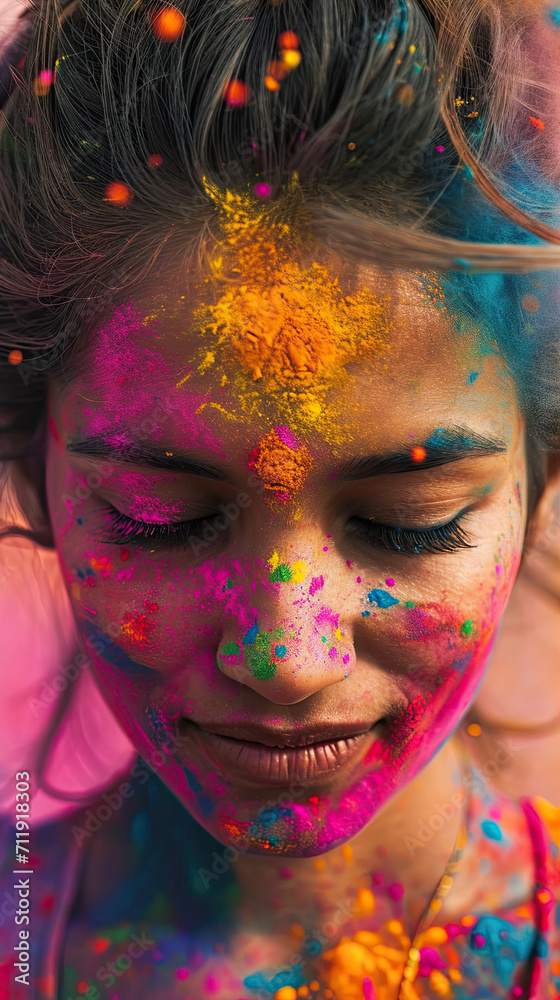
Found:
<box><xmin>232</xmin><ymin>735</ymin><xmax>471</xmax><ymax>942</ymax></box>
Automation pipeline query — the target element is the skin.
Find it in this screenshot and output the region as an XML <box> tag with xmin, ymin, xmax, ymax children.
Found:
<box><xmin>45</xmin><ymin>252</ymin><xmax>531</xmax><ymax>981</ymax></box>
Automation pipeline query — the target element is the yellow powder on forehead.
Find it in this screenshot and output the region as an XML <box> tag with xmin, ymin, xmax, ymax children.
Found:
<box><xmin>185</xmin><ymin>177</ymin><xmax>394</xmax><ymax>444</ymax></box>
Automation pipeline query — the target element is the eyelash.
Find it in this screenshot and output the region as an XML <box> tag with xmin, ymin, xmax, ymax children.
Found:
<box><xmin>96</xmin><ymin>505</ymin><xmax>474</xmax><ymax>555</ymax></box>
<box><xmin>96</xmin><ymin>507</ymin><xmax>210</xmax><ymax>548</ymax></box>
<box><xmin>347</xmin><ymin>512</ymin><xmax>474</xmax><ymax>554</ymax></box>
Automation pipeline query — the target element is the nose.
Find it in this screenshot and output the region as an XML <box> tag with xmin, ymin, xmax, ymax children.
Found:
<box><xmin>216</xmin><ymin>570</ymin><xmax>356</xmax><ymax>704</ymax></box>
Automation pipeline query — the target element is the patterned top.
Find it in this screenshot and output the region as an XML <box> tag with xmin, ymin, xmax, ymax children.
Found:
<box><xmin>0</xmin><ymin>759</ymin><xmax>558</xmax><ymax>1000</ymax></box>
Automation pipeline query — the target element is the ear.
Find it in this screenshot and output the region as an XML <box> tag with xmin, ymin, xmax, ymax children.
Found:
<box><xmin>522</xmin><ymin>455</ymin><xmax>560</xmax><ymax>604</ymax></box>
<box><xmin>4</xmin><ymin>455</ymin><xmax>55</xmax><ymax>549</ymax></box>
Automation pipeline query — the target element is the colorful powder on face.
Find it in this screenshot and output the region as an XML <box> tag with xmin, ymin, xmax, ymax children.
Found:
<box><xmin>183</xmin><ymin>179</ymin><xmax>392</xmax><ymax>441</ymax></box>
<box><xmin>219</xmin><ymin>641</ymin><xmax>241</xmax><ymax>657</ymax></box>
<box><xmin>243</xmin><ymin>618</ymin><xmax>259</xmax><ymax>644</ymax></box>
<box><xmin>268</xmin><ymin>550</ymin><xmax>310</xmax><ymax>583</ymax></box>
<box><xmin>270</xmin><ymin>563</ymin><xmax>293</xmax><ymax>583</ymax></box>
<box><xmin>460</xmin><ymin>619</ymin><xmax>475</xmax><ymax>637</ymax></box>
<box><xmin>84</xmin><ymin>553</ymin><xmax>113</xmax><ymax>578</ymax></box>
<box><xmin>248</xmin><ymin>427</ymin><xmax>313</xmax><ymax>500</ymax></box>
<box><xmin>367</xmin><ymin>589</ymin><xmax>400</xmax><ymax>609</ymax></box>
<box><xmin>83</xmin><ymin>621</ymin><xmax>160</xmax><ymax>677</ymax></box>
<box><xmin>274</xmin><ymin>424</ymin><xmax>301</xmax><ymax>449</ymax></box>
<box><xmin>289</xmin><ymin>560</ymin><xmax>309</xmax><ymax>584</ymax></box>
<box><xmin>314</xmin><ymin>606</ymin><xmax>339</xmax><ymax>630</ymax></box>
<box><xmin>244</xmin><ymin>625</ymin><xmax>285</xmax><ymax>680</ymax></box>
<box><xmin>119</xmin><ymin>611</ymin><xmax>157</xmax><ymax>646</ymax></box>
<box><xmin>127</xmin><ymin>496</ymin><xmax>185</xmax><ymax>522</ymax></box>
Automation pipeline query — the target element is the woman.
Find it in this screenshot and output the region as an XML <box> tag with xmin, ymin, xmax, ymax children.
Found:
<box><xmin>0</xmin><ymin>0</ymin><xmax>559</xmax><ymax>997</ymax></box>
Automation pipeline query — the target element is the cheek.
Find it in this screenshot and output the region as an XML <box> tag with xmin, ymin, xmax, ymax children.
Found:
<box><xmin>375</xmin><ymin>546</ymin><xmax>522</xmax><ymax>770</ymax></box>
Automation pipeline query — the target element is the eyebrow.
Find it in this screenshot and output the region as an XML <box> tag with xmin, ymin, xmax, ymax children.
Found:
<box><xmin>66</xmin><ymin>426</ymin><xmax>507</xmax><ymax>482</ymax></box>
<box><xmin>334</xmin><ymin>428</ymin><xmax>507</xmax><ymax>480</ymax></box>
<box><xmin>66</xmin><ymin>436</ymin><xmax>231</xmax><ymax>480</ymax></box>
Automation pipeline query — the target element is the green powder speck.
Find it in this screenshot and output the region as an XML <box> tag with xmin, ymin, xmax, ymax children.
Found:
<box><xmin>246</xmin><ymin>627</ymin><xmax>284</xmax><ymax>680</ymax></box>
<box><xmin>404</xmin><ymin>601</ymin><xmax>415</xmax><ymax>608</ymax></box>
<box><xmin>269</xmin><ymin>563</ymin><xmax>293</xmax><ymax>583</ymax></box>
<box><xmin>460</xmin><ymin>619</ymin><xmax>475</xmax><ymax>637</ymax></box>
<box><xmin>220</xmin><ymin>641</ymin><xmax>241</xmax><ymax>657</ymax></box>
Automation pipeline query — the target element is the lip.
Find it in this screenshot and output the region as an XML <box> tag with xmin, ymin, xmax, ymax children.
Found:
<box><xmin>181</xmin><ymin>720</ymin><xmax>380</xmax><ymax>786</ymax></box>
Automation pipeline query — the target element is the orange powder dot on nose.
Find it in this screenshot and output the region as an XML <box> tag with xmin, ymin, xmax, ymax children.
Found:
<box><xmin>467</xmin><ymin>723</ymin><xmax>481</xmax><ymax>737</ymax></box>
<box><xmin>410</xmin><ymin>446</ymin><xmax>426</xmax><ymax>462</ymax></box>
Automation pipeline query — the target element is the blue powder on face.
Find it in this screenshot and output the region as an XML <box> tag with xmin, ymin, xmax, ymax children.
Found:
<box><xmin>467</xmin><ymin>371</ymin><xmax>479</xmax><ymax>384</ymax></box>
<box><xmin>183</xmin><ymin>765</ymin><xmax>216</xmax><ymax>817</ymax></box>
<box><xmin>547</xmin><ymin>5</ymin><xmax>560</xmax><ymax>27</ymax></box>
<box><xmin>481</xmin><ymin>819</ymin><xmax>503</xmax><ymax>842</ymax></box>
<box><xmin>367</xmin><ymin>589</ymin><xmax>400</xmax><ymax>609</ymax></box>
<box><xmin>243</xmin><ymin>617</ymin><xmax>258</xmax><ymax>645</ymax></box>
<box><xmin>83</xmin><ymin>620</ymin><xmax>160</xmax><ymax>677</ymax></box>
<box><xmin>274</xmin><ymin>644</ymin><xmax>287</xmax><ymax>658</ymax></box>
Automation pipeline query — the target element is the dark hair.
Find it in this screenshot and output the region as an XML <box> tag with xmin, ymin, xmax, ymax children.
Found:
<box><xmin>1</xmin><ymin>0</ymin><xmax>560</xmax><ymax>535</ymax></box>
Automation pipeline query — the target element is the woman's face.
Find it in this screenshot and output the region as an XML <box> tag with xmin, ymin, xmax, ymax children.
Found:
<box><xmin>45</xmin><ymin>249</ymin><xmax>527</xmax><ymax>857</ymax></box>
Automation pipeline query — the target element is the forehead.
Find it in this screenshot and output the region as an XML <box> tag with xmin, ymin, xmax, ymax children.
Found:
<box><xmin>53</xmin><ymin>257</ymin><xmax>516</xmax><ymax>454</ymax></box>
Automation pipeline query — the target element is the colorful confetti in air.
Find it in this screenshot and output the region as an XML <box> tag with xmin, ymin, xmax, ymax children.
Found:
<box><xmin>104</xmin><ymin>181</ymin><xmax>134</xmax><ymax>206</ymax></box>
<box><xmin>223</xmin><ymin>79</ymin><xmax>251</xmax><ymax>107</ymax></box>
<box><xmin>151</xmin><ymin>5</ymin><xmax>186</xmax><ymax>41</ymax></box>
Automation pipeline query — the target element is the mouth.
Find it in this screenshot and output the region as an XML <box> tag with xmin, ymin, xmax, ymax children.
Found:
<box><xmin>179</xmin><ymin>719</ymin><xmax>382</xmax><ymax>787</ymax></box>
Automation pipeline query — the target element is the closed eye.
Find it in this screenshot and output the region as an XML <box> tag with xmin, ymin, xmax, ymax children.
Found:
<box><xmin>346</xmin><ymin>511</ymin><xmax>475</xmax><ymax>554</ymax></box>
<box><xmin>94</xmin><ymin>505</ymin><xmax>215</xmax><ymax>548</ymax></box>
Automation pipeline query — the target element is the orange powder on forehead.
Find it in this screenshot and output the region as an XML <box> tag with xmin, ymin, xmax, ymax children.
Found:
<box><xmin>185</xmin><ymin>177</ymin><xmax>394</xmax><ymax>443</ymax></box>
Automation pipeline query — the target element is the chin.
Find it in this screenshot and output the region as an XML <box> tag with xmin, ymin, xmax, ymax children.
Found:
<box><xmin>179</xmin><ymin>766</ymin><xmax>403</xmax><ymax>859</ymax></box>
